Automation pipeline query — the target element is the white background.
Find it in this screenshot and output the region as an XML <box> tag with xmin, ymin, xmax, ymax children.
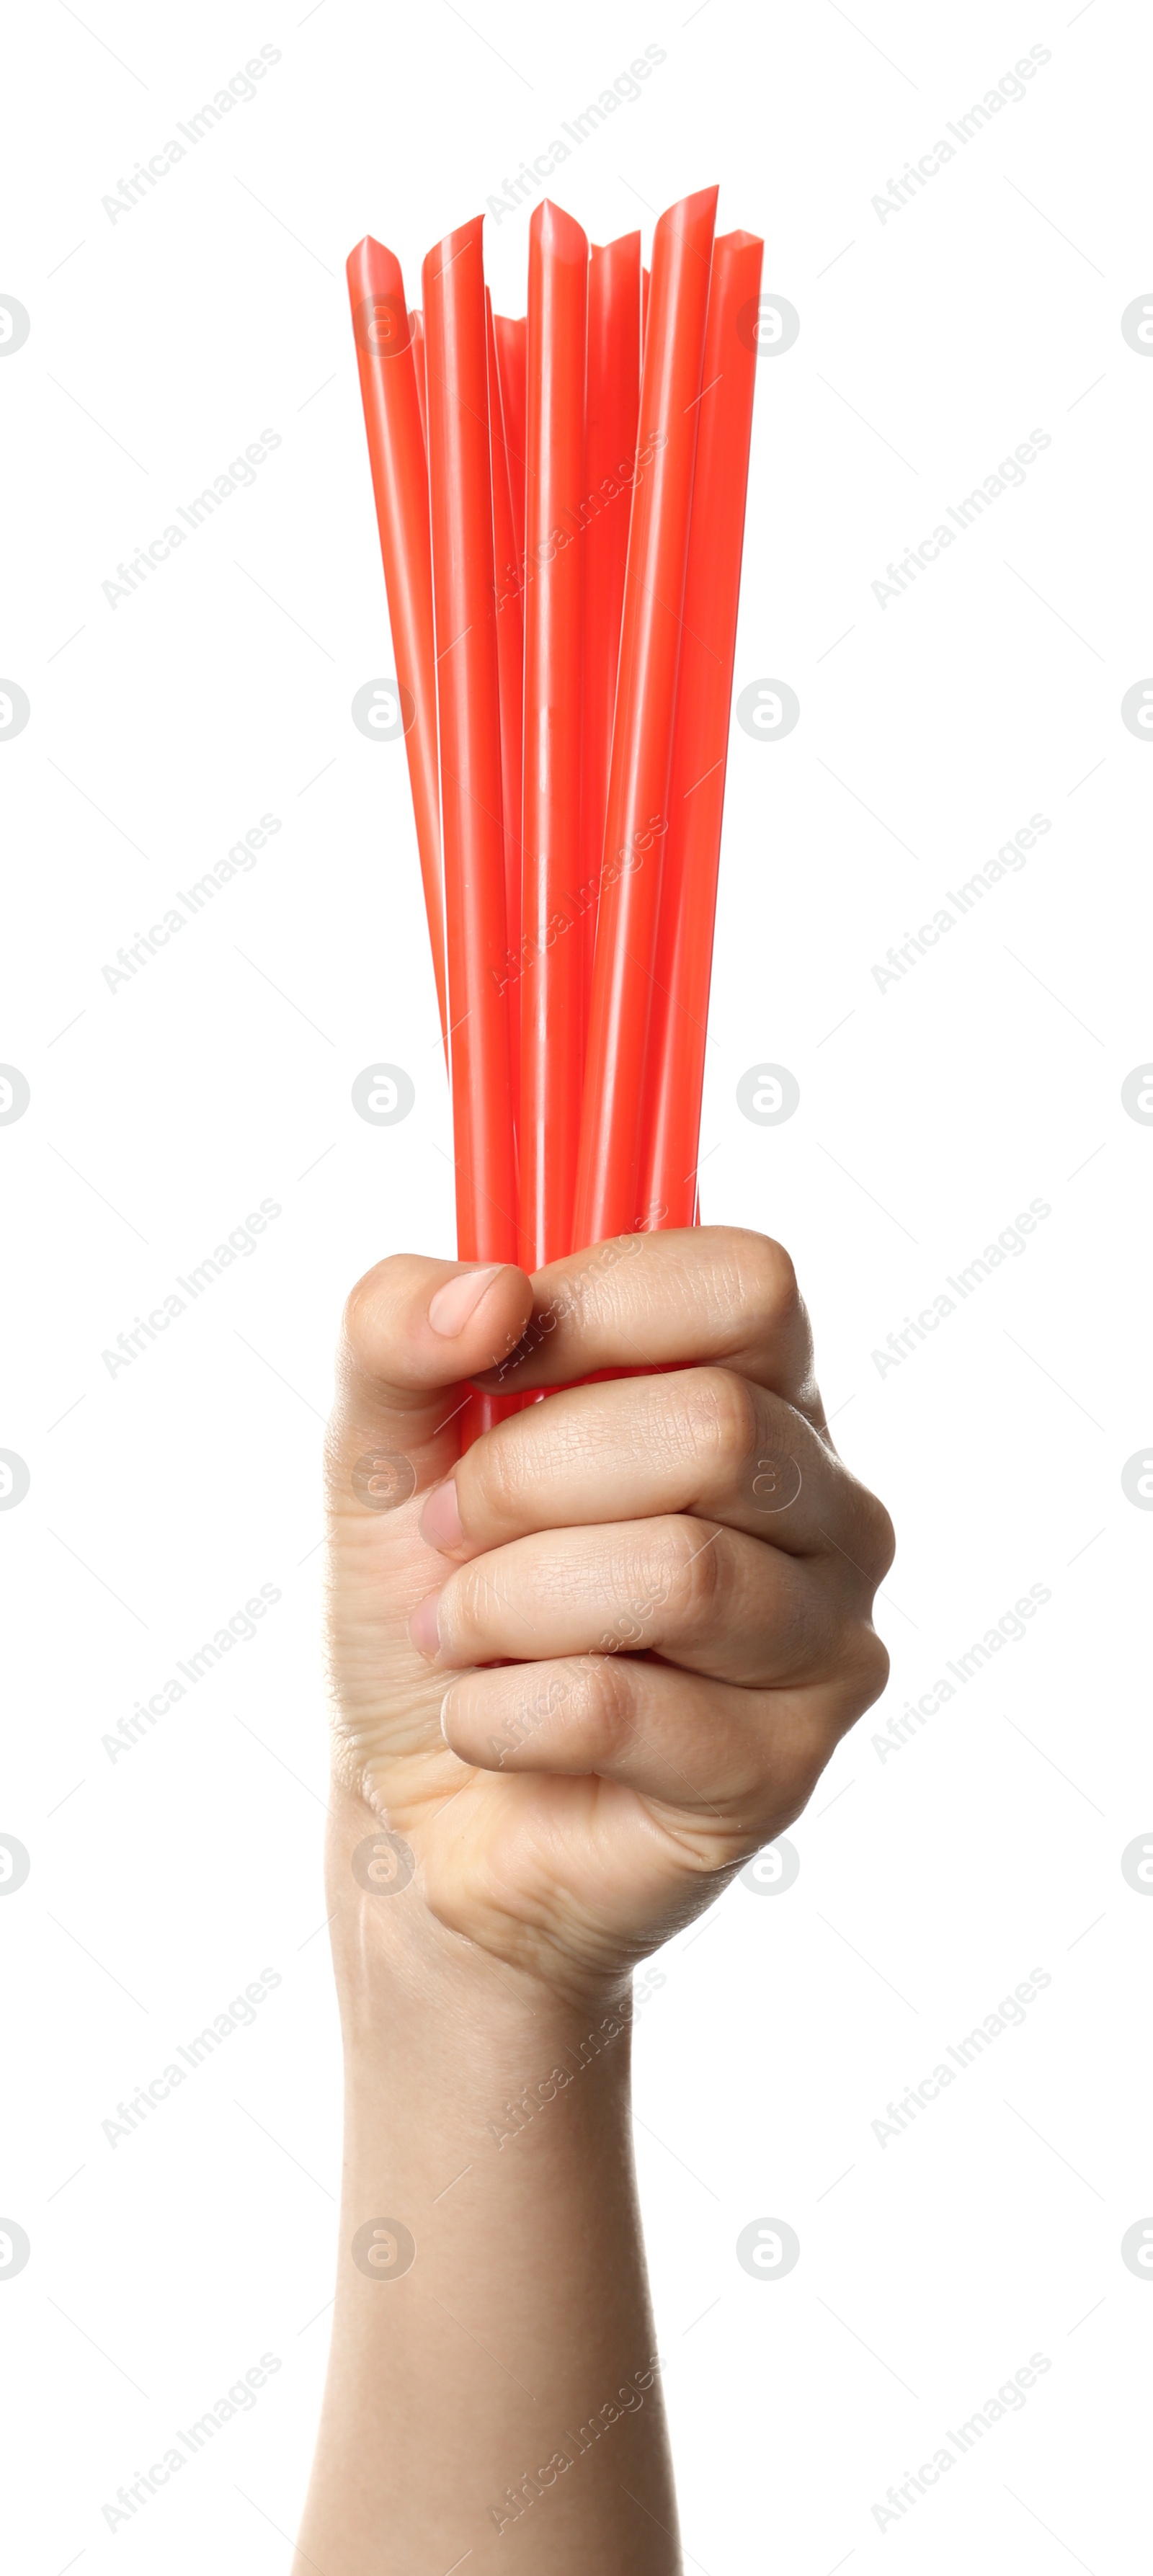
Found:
<box><xmin>2</xmin><ymin>2</ymin><xmax>1151</xmax><ymax>2568</ymax></box>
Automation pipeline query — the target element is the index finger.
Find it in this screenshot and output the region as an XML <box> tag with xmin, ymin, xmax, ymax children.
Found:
<box><xmin>473</xmin><ymin>1226</ymin><xmax>827</xmax><ymax>1429</ymax></box>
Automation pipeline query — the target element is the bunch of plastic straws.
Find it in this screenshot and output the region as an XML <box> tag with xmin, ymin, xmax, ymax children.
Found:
<box><xmin>347</xmin><ymin>188</ymin><xmax>762</xmax><ymax>1438</ymax></box>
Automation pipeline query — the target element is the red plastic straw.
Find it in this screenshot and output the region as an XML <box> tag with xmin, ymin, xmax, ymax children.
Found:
<box><xmin>571</xmin><ymin>187</ymin><xmax>718</xmax><ymax>1249</ymax></box>
<box><xmin>347</xmin><ymin>238</ymin><xmax>446</xmax><ymax>1049</ymax></box>
<box><xmin>409</xmin><ymin>310</ymin><xmax>427</xmax><ymax>448</ymax></box>
<box><xmin>581</xmin><ymin>232</ymin><xmax>641</xmax><ymax>1030</ymax></box>
<box><xmin>641</xmin><ymin>264</ymin><xmax>651</xmax><ymax>347</ymax></box>
<box><xmin>494</xmin><ymin>316</ymin><xmax>527</xmax><ymax>577</ymax></box>
<box><xmin>422</xmin><ymin>218</ymin><xmax>517</xmax><ymax>1295</ymax></box>
<box><xmin>639</xmin><ymin>230</ymin><xmax>763</xmax><ymax>1231</ymax></box>
<box><xmin>486</xmin><ymin>289</ymin><xmax>525</xmax><ymax>1123</ymax></box>
<box><xmin>520</xmin><ymin>200</ymin><xmax>588</xmax><ymax>1270</ymax></box>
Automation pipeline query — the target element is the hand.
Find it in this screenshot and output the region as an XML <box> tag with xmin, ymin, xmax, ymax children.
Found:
<box><xmin>324</xmin><ymin>1226</ymin><xmax>892</xmax><ymax>2002</ymax></box>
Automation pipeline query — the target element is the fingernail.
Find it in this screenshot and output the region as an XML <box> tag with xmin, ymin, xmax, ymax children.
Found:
<box><xmin>428</xmin><ymin>1265</ymin><xmax>501</xmax><ymax>1338</ymax></box>
<box><xmin>420</xmin><ymin>1478</ymin><xmax>463</xmax><ymax>1554</ymax></box>
<box><xmin>408</xmin><ymin>1590</ymin><xmax>443</xmax><ymax>1660</ymax></box>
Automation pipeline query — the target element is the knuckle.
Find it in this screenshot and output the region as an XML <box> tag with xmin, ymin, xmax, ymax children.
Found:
<box><xmin>339</xmin><ymin>1256</ymin><xmax>405</xmax><ymax>1372</ymax></box>
<box><xmin>580</xmin><ymin>1650</ymin><xmax>640</xmax><ymax>1755</ymax></box>
<box><xmin>721</xmin><ymin>1228</ymin><xmax>801</xmax><ymax>1334</ymax></box>
<box><xmin>843</xmin><ymin>1482</ymin><xmax>896</xmax><ymax>1587</ymax></box>
<box><xmin>835</xmin><ymin>1623</ymin><xmax>891</xmax><ymax>1726</ymax></box>
<box><xmin>678</xmin><ymin>1365</ymin><xmax>762</xmax><ymax>1479</ymax></box>
<box><xmin>663</xmin><ymin>1517</ymin><xmax>723</xmax><ymax>1623</ymax></box>
<box><xmin>448</xmin><ymin>1556</ymin><xmax>499</xmax><ymax>1644</ymax></box>
<box><xmin>866</xmin><ymin>1496</ymin><xmax>897</xmax><ymax>1583</ymax></box>
<box><xmin>463</xmin><ymin>1415</ymin><xmax>529</xmax><ymax>1530</ymax></box>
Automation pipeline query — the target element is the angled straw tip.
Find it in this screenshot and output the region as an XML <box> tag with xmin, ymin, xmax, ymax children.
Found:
<box><xmin>347</xmin><ymin>234</ymin><xmax>403</xmax><ymax>294</ymax></box>
<box><xmin>655</xmin><ymin>186</ymin><xmax>719</xmax><ymax>240</ymax></box>
<box><xmin>422</xmin><ymin>214</ymin><xmax>486</xmax><ymax>284</ymax></box>
<box><xmin>530</xmin><ymin>197</ymin><xmax>588</xmax><ymax>261</ymax></box>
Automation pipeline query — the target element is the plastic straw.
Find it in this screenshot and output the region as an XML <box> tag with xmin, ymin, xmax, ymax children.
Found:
<box><xmin>486</xmin><ymin>289</ymin><xmax>525</xmax><ymax>1123</ymax></box>
<box><xmin>639</xmin><ymin>230</ymin><xmax>763</xmax><ymax>1231</ymax></box>
<box><xmin>494</xmin><ymin>316</ymin><xmax>527</xmax><ymax>575</ymax></box>
<box><xmin>571</xmin><ymin>187</ymin><xmax>718</xmax><ymax>1249</ymax></box>
<box><xmin>409</xmin><ymin>310</ymin><xmax>427</xmax><ymax>448</ymax></box>
<box><xmin>422</xmin><ymin>217</ymin><xmax>517</xmax><ymax>1288</ymax></box>
<box><xmin>519</xmin><ymin>200</ymin><xmax>588</xmax><ymax>1269</ymax></box>
<box><xmin>347</xmin><ymin>237</ymin><xmax>446</xmax><ymax>1048</ymax></box>
<box><xmin>581</xmin><ymin>232</ymin><xmax>641</xmax><ymax>1030</ymax></box>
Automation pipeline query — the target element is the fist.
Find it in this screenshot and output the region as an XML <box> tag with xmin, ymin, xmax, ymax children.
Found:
<box><xmin>324</xmin><ymin>1229</ymin><xmax>893</xmax><ymax>1999</ymax></box>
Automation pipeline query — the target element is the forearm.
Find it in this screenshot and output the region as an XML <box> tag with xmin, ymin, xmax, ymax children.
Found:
<box><xmin>293</xmin><ymin>1783</ymin><xmax>680</xmax><ymax>2575</ymax></box>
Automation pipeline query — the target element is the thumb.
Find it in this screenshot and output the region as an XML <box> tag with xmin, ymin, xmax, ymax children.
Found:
<box><xmin>325</xmin><ymin>1254</ymin><xmax>533</xmax><ymax>1519</ymax></box>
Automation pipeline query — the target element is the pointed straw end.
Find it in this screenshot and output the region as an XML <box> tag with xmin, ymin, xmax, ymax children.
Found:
<box><xmin>530</xmin><ymin>197</ymin><xmax>589</xmax><ymax>262</ymax></box>
<box><xmin>422</xmin><ymin>214</ymin><xmax>486</xmax><ymax>290</ymax></box>
<box><xmin>654</xmin><ymin>185</ymin><xmax>719</xmax><ymax>243</ymax></box>
<box><xmin>346</xmin><ymin>235</ymin><xmax>403</xmax><ymax>296</ymax></box>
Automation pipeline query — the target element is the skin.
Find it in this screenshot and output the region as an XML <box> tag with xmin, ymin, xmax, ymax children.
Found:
<box><xmin>294</xmin><ymin>1227</ymin><xmax>892</xmax><ymax>2575</ymax></box>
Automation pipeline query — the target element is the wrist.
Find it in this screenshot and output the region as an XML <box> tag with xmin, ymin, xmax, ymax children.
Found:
<box><xmin>324</xmin><ymin>1780</ymin><xmax>635</xmax><ymax>2087</ymax></box>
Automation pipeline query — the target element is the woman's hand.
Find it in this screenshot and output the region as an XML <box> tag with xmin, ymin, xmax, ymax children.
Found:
<box><xmin>324</xmin><ymin>1226</ymin><xmax>893</xmax><ymax>2002</ymax></box>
